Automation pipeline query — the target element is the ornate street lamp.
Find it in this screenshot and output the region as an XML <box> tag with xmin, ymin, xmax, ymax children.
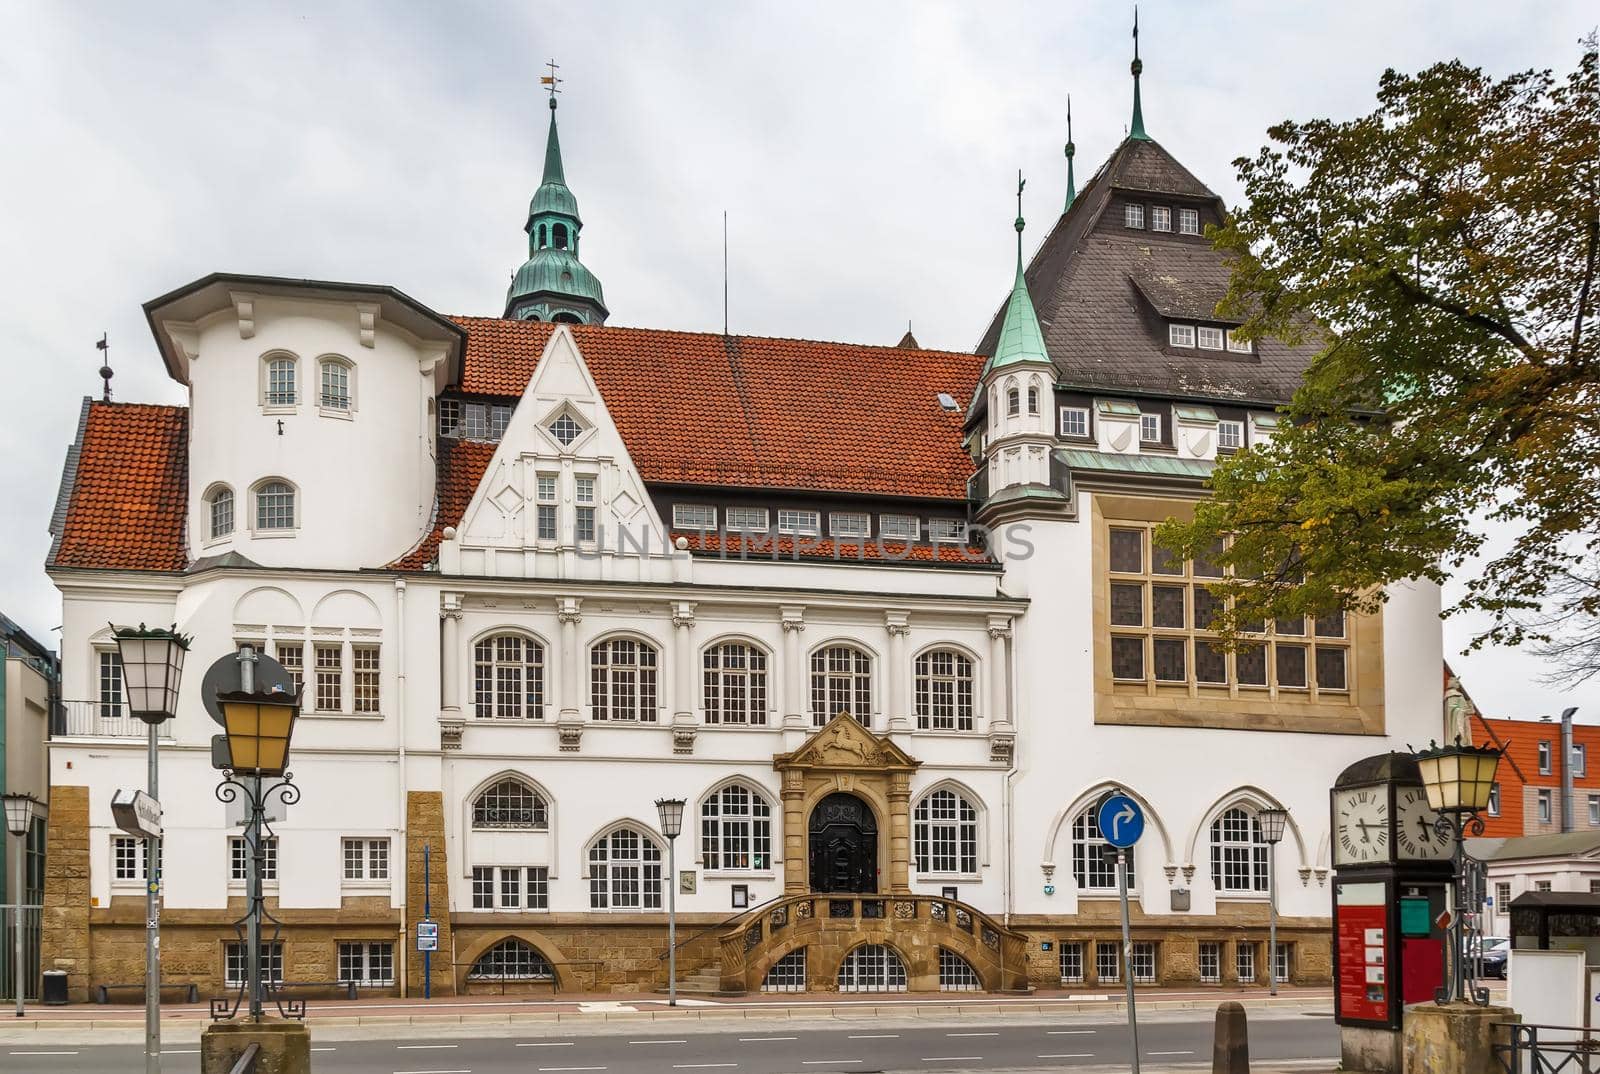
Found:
<box><xmin>1414</xmin><ymin>738</ymin><xmax>1502</xmax><ymax>1005</ymax></box>
<box><xmin>1257</xmin><ymin>807</ymin><xmax>1289</xmax><ymax>997</ymax></box>
<box><xmin>656</xmin><ymin>798</ymin><xmax>686</xmax><ymax>1008</ymax></box>
<box><xmin>215</xmin><ymin>689</ymin><xmax>301</xmax><ymax>778</ymax></box>
<box><xmin>3</xmin><ymin>792</ymin><xmax>44</xmax><ymax>1018</ymax></box>
<box><xmin>111</xmin><ymin>624</ymin><xmax>189</xmax><ymax>1074</ymax></box>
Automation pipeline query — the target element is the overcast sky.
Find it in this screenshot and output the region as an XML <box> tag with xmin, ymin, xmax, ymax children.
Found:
<box><xmin>1</xmin><ymin>1</ymin><xmax>1592</xmax><ymax>718</ymax></box>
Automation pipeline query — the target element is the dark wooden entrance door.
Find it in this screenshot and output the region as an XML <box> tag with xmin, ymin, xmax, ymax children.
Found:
<box><xmin>808</xmin><ymin>792</ymin><xmax>878</xmax><ymax>893</ymax></box>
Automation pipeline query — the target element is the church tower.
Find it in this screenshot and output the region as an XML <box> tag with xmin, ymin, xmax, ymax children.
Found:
<box><xmin>504</xmin><ymin>68</ymin><xmax>609</xmax><ymax>324</ymax></box>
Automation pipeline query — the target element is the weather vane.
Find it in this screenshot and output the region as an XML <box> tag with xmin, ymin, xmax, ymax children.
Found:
<box><xmin>540</xmin><ymin>59</ymin><xmax>562</xmax><ymax>103</ymax></box>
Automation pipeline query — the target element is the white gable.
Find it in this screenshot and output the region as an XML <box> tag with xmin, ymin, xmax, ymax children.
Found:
<box><xmin>442</xmin><ymin>327</ymin><xmax>676</xmax><ymax>582</ymax></box>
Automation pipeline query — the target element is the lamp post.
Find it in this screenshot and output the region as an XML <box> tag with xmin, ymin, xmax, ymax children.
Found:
<box><xmin>655</xmin><ymin>798</ymin><xmax>685</xmax><ymax>1007</ymax></box>
<box><xmin>213</xmin><ymin>672</ymin><xmax>301</xmax><ymax>1023</ymax></box>
<box><xmin>1413</xmin><ymin>738</ymin><xmax>1502</xmax><ymax>1006</ymax></box>
<box><xmin>111</xmin><ymin>624</ymin><xmax>189</xmax><ymax>1074</ymax></box>
<box><xmin>1257</xmin><ymin>807</ymin><xmax>1289</xmax><ymax>997</ymax></box>
<box><xmin>3</xmin><ymin>792</ymin><xmax>43</xmax><ymax>1017</ymax></box>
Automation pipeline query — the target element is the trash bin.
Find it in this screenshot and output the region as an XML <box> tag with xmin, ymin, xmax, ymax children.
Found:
<box><xmin>42</xmin><ymin>970</ymin><xmax>68</xmax><ymax>1005</ymax></box>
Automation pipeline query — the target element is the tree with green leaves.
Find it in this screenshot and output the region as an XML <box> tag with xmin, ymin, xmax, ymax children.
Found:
<box><xmin>1157</xmin><ymin>39</ymin><xmax>1599</xmax><ymax>668</ymax></box>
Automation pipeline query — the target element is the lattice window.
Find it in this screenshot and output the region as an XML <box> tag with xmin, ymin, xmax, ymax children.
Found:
<box><xmin>700</xmin><ymin>784</ymin><xmax>773</xmax><ymax>871</ymax></box>
<box><xmin>229</xmin><ymin>836</ymin><xmax>278</xmax><ymax>882</ymax></box>
<box><xmin>535</xmin><ymin>474</ymin><xmax>558</xmax><ymax>541</ymax></box>
<box><xmin>209</xmin><ymin>487</ymin><xmax>234</xmax><ymax>539</ymax></box>
<box><xmin>98</xmin><ymin>650</ymin><xmax>124</xmax><ymax>719</ymax></box>
<box><xmin>915</xmin><ymin>649</ymin><xmax>975</xmax><ymax>731</ymax></box>
<box><xmin>1210</xmin><ymin>807</ymin><xmax>1269</xmax><ymax>893</ymax></box>
<box><xmin>1132</xmin><ymin>941</ymin><xmax>1157</xmax><ymax>983</ymax></box>
<box><xmin>914</xmin><ymin>789</ymin><xmax>978</xmax><ymax>875</ymax></box>
<box><xmin>112</xmin><ymin>835</ymin><xmax>155</xmax><ymax>881</ymax></box>
<box><xmin>1072</xmin><ymin>810</ymin><xmax>1135</xmax><ymax>891</ymax></box>
<box><xmin>1179</xmin><ymin>207</ymin><xmax>1201</xmax><ymax>235</ymax></box>
<box><xmin>1095</xmin><ymin>941</ymin><xmax>1121</xmax><ymax>983</ymax></box>
<box><xmin>879</xmin><ymin>514</ymin><xmax>920</xmax><ymax>540</ymax></box>
<box><xmin>830</xmin><ymin>512</ymin><xmax>871</xmax><ymax>538</ymax></box>
<box><xmin>342</xmin><ymin>838</ymin><xmax>389</xmax><ymax>881</ymax></box>
<box><xmin>474</xmin><ymin>635</ymin><xmax>545</xmax><ymax>720</ymax></box>
<box><xmin>319</xmin><ymin>359</ymin><xmax>351</xmax><ymax>409</ymax></box>
<box><xmin>726</xmin><ymin>507</ymin><xmax>770</xmax><ymax>532</ymax></box>
<box><xmin>255</xmin><ymin>482</ymin><xmax>295</xmax><ymax>530</ymax></box>
<box><xmin>225</xmin><ymin>942</ymin><xmax>283</xmax><ymax>987</ymax></box>
<box><xmin>1199</xmin><ymin>941</ymin><xmax>1221</xmax><ymax>983</ymax></box>
<box><xmin>314</xmin><ymin>645</ymin><xmax>342</xmax><ymax>712</ymax></box>
<box><xmin>472</xmin><ymin>779</ymin><xmax>548</xmax><ymax>829</ymax></box>
<box><xmin>673</xmin><ymin>504</ymin><xmax>718</xmax><ymax>529</ymax></box>
<box><xmin>438</xmin><ymin>398</ymin><xmax>461</xmax><ymax>437</ymax></box>
<box><xmin>1218</xmin><ymin>421</ymin><xmax>1244</xmax><ymax>451</ymax></box>
<box><xmin>810</xmin><ymin>645</ymin><xmax>871</xmax><ymax>726</ymax></box>
<box><xmin>468</xmin><ymin>939</ymin><xmax>554</xmax><ymax>980</ymax></box>
<box><xmin>588</xmin><ymin>827</ymin><xmax>663</xmax><ymax>910</ymax></box>
<box><xmin>703</xmin><ymin>642</ymin><xmax>768</xmax><ymax>725</ymax></box>
<box><xmin>1060</xmin><ymin>407</ymin><xmax>1090</xmax><ymax>438</ymax></box>
<box><xmin>777</xmin><ymin>509</ymin><xmax>820</xmax><ymax>536</ymax></box>
<box><xmin>1236</xmin><ymin>941</ymin><xmax>1258</xmax><ymax>983</ymax></box>
<box><xmin>1274</xmin><ymin>942</ymin><xmax>1292</xmax><ymax>983</ymax></box>
<box><xmin>549</xmin><ymin>412</ymin><xmax>582</xmax><ymax>446</ymax></box>
<box><xmin>352</xmin><ymin>645</ymin><xmax>380</xmax><ymax>713</ymax></box>
<box><xmin>1150</xmin><ymin>206</ymin><xmax>1172</xmax><ymax>232</ymax></box>
<box><xmin>837</xmin><ymin>944</ymin><xmax>908</xmax><ymax>993</ymax></box>
<box><xmin>590</xmin><ymin>639</ymin><xmax>659</xmax><ymax>721</ymax></box>
<box><xmin>337</xmin><ymin>942</ymin><xmax>394</xmax><ymax>986</ymax></box>
<box><xmin>762</xmin><ymin>949</ymin><xmax>807</xmax><ymax>992</ymax></box>
<box><xmin>265</xmin><ymin>357</ymin><xmax>297</xmax><ymax>406</ymax></box>
<box><xmin>939</xmin><ymin>949</ymin><xmax>981</xmax><ymax>991</ymax></box>
<box><xmin>275</xmin><ymin>643</ymin><xmax>303</xmax><ymax>694</ymax></box>
<box><xmin>1059</xmin><ymin>941</ymin><xmax>1084</xmax><ymax>984</ymax></box>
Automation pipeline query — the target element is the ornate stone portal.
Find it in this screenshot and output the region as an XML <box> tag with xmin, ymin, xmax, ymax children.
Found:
<box><xmin>773</xmin><ymin>714</ymin><xmax>920</xmax><ymax>895</ymax></box>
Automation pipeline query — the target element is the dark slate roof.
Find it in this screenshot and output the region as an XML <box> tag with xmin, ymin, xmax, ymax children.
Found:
<box><xmin>977</xmin><ymin>137</ymin><xmax>1323</xmax><ymax>406</ymax></box>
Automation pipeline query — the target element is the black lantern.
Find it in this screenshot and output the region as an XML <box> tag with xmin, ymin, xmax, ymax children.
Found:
<box><xmin>111</xmin><ymin>624</ymin><xmax>190</xmax><ymax>724</ymax></box>
<box><xmin>216</xmin><ymin>688</ymin><xmax>302</xmax><ymax>777</ymax></box>
<box><xmin>1414</xmin><ymin>740</ymin><xmax>1502</xmax><ymax>815</ymax></box>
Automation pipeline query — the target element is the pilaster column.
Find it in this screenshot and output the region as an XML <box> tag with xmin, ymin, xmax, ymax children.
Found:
<box><xmin>556</xmin><ymin>597</ymin><xmax>583</xmax><ymax>751</ymax></box>
<box><xmin>888</xmin><ymin>770</ymin><xmax>912</xmax><ymax>893</ymax></box>
<box><xmin>438</xmin><ymin>595</ymin><xmax>465</xmax><ymax>750</ymax></box>
<box><xmin>780</xmin><ymin>605</ymin><xmax>806</xmax><ymax>729</ymax></box>
<box><xmin>781</xmin><ymin>768</ymin><xmax>807</xmax><ymax>893</ymax></box>
<box><xmin>885</xmin><ymin>610</ymin><xmax>910</xmax><ymax>733</ymax></box>
<box><xmin>342</xmin><ymin>637</ymin><xmax>355</xmax><ymax>715</ymax></box>
<box><xmin>986</xmin><ymin>614</ymin><xmax>1016</xmax><ymax>765</ymax></box>
<box><xmin>671</xmin><ymin>601</ymin><xmax>697</xmax><ymax>754</ymax></box>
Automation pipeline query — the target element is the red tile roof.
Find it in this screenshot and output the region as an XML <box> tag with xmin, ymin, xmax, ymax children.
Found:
<box><xmin>52</xmin><ymin>402</ymin><xmax>188</xmax><ymax>571</ymax></box>
<box><xmin>453</xmin><ymin>318</ymin><xmax>981</xmax><ymax>499</ymax></box>
<box><xmin>390</xmin><ymin>437</ymin><xmax>498</xmax><ymax>571</ymax></box>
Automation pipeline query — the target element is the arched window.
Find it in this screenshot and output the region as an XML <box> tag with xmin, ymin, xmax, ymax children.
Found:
<box><xmin>762</xmin><ymin>949</ymin><xmax>807</xmax><ymax>992</ymax></box>
<box><xmin>810</xmin><ymin>645</ymin><xmax>872</xmax><ymax>726</ymax></box>
<box><xmin>319</xmin><ymin>357</ymin><xmax>352</xmax><ymax>410</ymax></box>
<box><xmin>703</xmin><ymin>642</ymin><xmax>768</xmax><ymax>725</ymax></box>
<box><xmin>701</xmin><ymin>784</ymin><xmax>773</xmax><ymax>871</ymax></box>
<box><xmin>1006</xmin><ymin>387</ymin><xmax>1021</xmax><ymax>417</ymax></box>
<box><xmin>552</xmin><ymin>311</ymin><xmax>582</xmax><ymax>324</ymax></box>
<box><xmin>1027</xmin><ymin>382</ymin><xmax>1041</xmax><ymax>414</ymax></box>
<box><xmin>538</xmin><ymin>224</ymin><xmax>547</xmax><ymax>248</ymax></box>
<box><xmin>254</xmin><ymin>481</ymin><xmax>296</xmax><ymax>531</ymax></box>
<box><xmin>914</xmin><ymin>789</ymin><xmax>978</xmax><ymax>875</ymax></box>
<box><xmin>1072</xmin><ymin>808</ymin><xmax>1135</xmax><ymax>891</ymax></box>
<box><xmin>474</xmin><ymin>635</ymin><xmax>545</xmax><ymax>720</ymax></box>
<box><xmin>471</xmin><ymin>778</ymin><xmax>548</xmax><ymax>830</ymax></box>
<box><xmin>467</xmin><ymin>938</ymin><xmax>554</xmax><ymax>980</ymax></box>
<box><xmin>939</xmin><ymin>949</ymin><xmax>981</xmax><ymax>991</ymax></box>
<box><xmin>264</xmin><ymin>356</ymin><xmax>297</xmax><ymax>407</ymax></box>
<box><xmin>837</xmin><ymin>944</ymin><xmax>907</xmax><ymax>992</ymax></box>
<box><xmin>588</xmin><ymin>826</ymin><xmax>662</xmax><ymax>909</ymax></box>
<box><xmin>915</xmin><ymin>649</ymin><xmax>975</xmax><ymax>731</ymax></box>
<box><xmin>1210</xmin><ymin>807</ymin><xmax>1269</xmax><ymax>893</ymax></box>
<box><xmin>553</xmin><ymin>223</ymin><xmax>568</xmax><ymax>249</ymax></box>
<box><xmin>590</xmin><ymin>638</ymin><xmax>659</xmax><ymax>721</ymax></box>
<box><xmin>208</xmin><ymin>486</ymin><xmax>235</xmax><ymax>540</ymax></box>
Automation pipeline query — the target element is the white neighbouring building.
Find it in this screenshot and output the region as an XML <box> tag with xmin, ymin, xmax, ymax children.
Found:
<box><xmin>38</xmin><ymin>59</ymin><xmax>1444</xmax><ymax>999</ymax></box>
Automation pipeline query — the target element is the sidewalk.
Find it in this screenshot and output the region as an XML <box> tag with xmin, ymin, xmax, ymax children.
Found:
<box><xmin>3</xmin><ymin>983</ymin><xmax>1334</xmax><ymax>1031</ymax></box>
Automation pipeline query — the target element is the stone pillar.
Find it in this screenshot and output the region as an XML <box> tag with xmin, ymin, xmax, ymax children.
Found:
<box><xmin>438</xmin><ymin>596</ymin><xmax>464</xmax><ymax>749</ymax></box>
<box><xmin>201</xmin><ymin>1021</ymin><xmax>311</xmax><ymax>1074</ymax></box>
<box><xmin>986</xmin><ymin>615</ymin><xmax>1016</xmax><ymax>765</ymax></box>
<box><xmin>1402</xmin><ymin>1003</ymin><xmax>1518</xmax><ymax>1074</ymax></box>
<box><xmin>556</xmin><ymin>597</ymin><xmax>583</xmax><ymax>751</ymax></box>
<box><xmin>781</xmin><ymin>770</ymin><xmax>807</xmax><ymax>893</ymax></box>
<box><xmin>1213</xmin><ymin>1001</ymin><xmax>1249</xmax><ymax>1074</ymax></box>
<box><xmin>39</xmin><ymin>785</ymin><xmax>90</xmax><ymax>1002</ymax></box>
<box><xmin>888</xmin><ymin>771</ymin><xmax>912</xmax><ymax>893</ymax></box>
<box><xmin>405</xmin><ymin>791</ymin><xmax>456</xmax><ymax>996</ymax></box>
<box><xmin>780</xmin><ymin>605</ymin><xmax>805</xmax><ymax>730</ymax></box>
<box><xmin>885</xmin><ymin>611</ymin><xmax>910</xmax><ymax>733</ymax></box>
<box><xmin>671</xmin><ymin>601</ymin><xmax>697</xmax><ymax>753</ymax></box>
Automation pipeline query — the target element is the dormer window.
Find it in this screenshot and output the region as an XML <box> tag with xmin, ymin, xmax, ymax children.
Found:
<box><xmin>1124</xmin><ymin>204</ymin><xmax>1145</xmax><ymax>229</ymax></box>
<box><xmin>1178</xmin><ymin>208</ymin><xmax>1201</xmax><ymax>235</ymax></box>
<box><xmin>1197</xmin><ymin>326</ymin><xmax>1225</xmax><ymax>351</ymax></box>
<box><xmin>1168</xmin><ymin>324</ymin><xmax>1196</xmax><ymax>348</ymax></box>
<box><xmin>1218</xmin><ymin>421</ymin><xmax>1244</xmax><ymax>451</ymax></box>
<box><xmin>1226</xmin><ymin>329</ymin><xmax>1253</xmax><ymax>354</ymax></box>
<box><xmin>1139</xmin><ymin>413</ymin><xmax>1162</xmax><ymax>444</ymax></box>
<box><xmin>1059</xmin><ymin>406</ymin><xmax>1090</xmax><ymax>439</ymax></box>
<box><xmin>1150</xmin><ymin>207</ymin><xmax>1172</xmax><ymax>232</ymax></box>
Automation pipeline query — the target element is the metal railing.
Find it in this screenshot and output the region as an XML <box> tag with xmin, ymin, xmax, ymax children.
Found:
<box><xmin>1495</xmin><ymin>1023</ymin><xmax>1600</xmax><ymax>1074</ymax></box>
<box><xmin>657</xmin><ymin>892</ymin><xmax>789</xmax><ymax>961</ymax></box>
<box><xmin>1</xmin><ymin>905</ymin><xmax>42</xmax><ymax>1002</ymax></box>
<box><xmin>53</xmin><ymin>701</ymin><xmax>174</xmax><ymax>740</ymax></box>
<box><xmin>227</xmin><ymin>1042</ymin><xmax>261</xmax><ymax>1074</ymax></box>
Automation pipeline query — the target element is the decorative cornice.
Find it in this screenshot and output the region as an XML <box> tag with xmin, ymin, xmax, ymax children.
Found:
<box><xmin>671</xmin><ymin>600</ymin><xmax>697</xmax><ymax>629</ymax></box>
<box><xmin>229</xmin><ymin>291</ymin><xmax>256</xmax><ymax>339</ymax></box>
<box><xmin>556</xmin><ymin>596</ymin><xmax>582</xmax><ymax>625</ymax></box>
<box><xmin>884</xmin><ymin>610</ymin><xmax>910</xmax><ymax>637</ymax></box>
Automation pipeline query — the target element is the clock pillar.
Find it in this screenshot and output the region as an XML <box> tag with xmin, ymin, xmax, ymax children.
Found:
<box><xmin>1330</xmin><ymin>754</ymin><xmax>1454</xmax><ymax>1074</ymax></box>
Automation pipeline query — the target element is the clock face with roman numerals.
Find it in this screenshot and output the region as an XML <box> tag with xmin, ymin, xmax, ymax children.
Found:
<box><xmin>1394</xmin><ymin>785</ymin><xmax>1451</xmax><ymax>861</ymax></box>
<box><xmin>1334</xmin><ymin>785</ymin><xmax>1389</xmax><ymax>865</ymax></box>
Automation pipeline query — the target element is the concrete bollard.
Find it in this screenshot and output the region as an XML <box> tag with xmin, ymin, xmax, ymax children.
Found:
<box><xmin>1213</xmin><ymin>1000</ymin><xmax>1250</xmax><ymax>1074</ymax></box>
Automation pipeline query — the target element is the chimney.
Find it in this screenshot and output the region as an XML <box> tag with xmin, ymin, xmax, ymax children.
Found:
<box><xmin>1562</xmin><ymin>707</ymin><xmax>1579</xmax><ymax>833</ymax></box>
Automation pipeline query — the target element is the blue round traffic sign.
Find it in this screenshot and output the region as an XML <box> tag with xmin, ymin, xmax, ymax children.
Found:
<box><xmin>1098</xmin><ymin>793</ymin><xmax>1145</xmax><ymax>849</ymax></box>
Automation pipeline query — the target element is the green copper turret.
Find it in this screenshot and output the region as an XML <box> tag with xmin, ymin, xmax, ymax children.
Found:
<box><xmin>983</xmin><ymin>173</ymin><xmax>1051</xmax><ymax>376</ymax></box>
<box><xmin>505</xmin><ymin>94</ymin><xmax>608</xmax><ymax>324</ymax></box>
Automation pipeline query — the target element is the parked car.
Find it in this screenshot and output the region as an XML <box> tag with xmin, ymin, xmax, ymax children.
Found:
<box><xmin>1477</xmin><ymin>936</ymin><xmax>1511</xmax><ymax>979</ymax></box>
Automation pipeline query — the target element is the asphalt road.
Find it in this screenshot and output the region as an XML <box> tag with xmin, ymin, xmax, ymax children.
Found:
<box><xmin>1</xmin><ymin>1014</ymin><xmax>1337</xmax><ymax>1073</ymax></box>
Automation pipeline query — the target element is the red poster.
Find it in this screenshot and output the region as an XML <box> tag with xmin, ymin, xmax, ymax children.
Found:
<box><xmin>1337</xmin><ymin>902</ymin><xmax>1388</xmax><ymax>1023</ymax></box>
<box><xmin>1401</xmin><ymin>938</ymin><xmax>1444</xmax><ymax>1005</ymax></box>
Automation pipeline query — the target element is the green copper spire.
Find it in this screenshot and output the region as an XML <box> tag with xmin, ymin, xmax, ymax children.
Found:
<box><xmin>1129</xmin><ymin>6</ymin><xmax>1150</xmax><ymax>140</ymax></box>
<box><xmin>1063</xmin><ymin>95</ymin><xmax>1077</xmax><ymax>213</ymax></box>
<box><xmin>505</xmin><ymin>61</ymin><xmax>608</xmax><ymax>324</ymax></box>
<box><xmin>984</xmin><ymin>172</ymin><xmax>1051</xmax><ymax>375</ymax></box>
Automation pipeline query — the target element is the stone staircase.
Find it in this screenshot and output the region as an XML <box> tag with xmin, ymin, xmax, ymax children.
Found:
<box><xmin>674</xmin><ymin>964</ymin><xmax>727</xmax><ymax>995</ymax></box>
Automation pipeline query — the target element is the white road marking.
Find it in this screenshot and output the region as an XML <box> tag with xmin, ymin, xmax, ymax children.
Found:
<box><xmin>165</xmin><ymin>1050</ymin><xmax>200</xmax><ymax>1055</ymax></box>
<box><xmin>517</xmin><ymin>1042</ymin><xmax>577</xmax><ymax>1047</ymax></box>
<box><xmin>1047</xmin><ymin>1029</ymin><xmax>1096</xmax><ymax>1034</ymax></box>
<box><xmin>801</xmin><ymin>1062</ymin><xmax>862</xmax><ymax>1066</ymax></box>
<box><xmin>738</xmin><ymin>1036</ymin><xmax>798</xmax><ymax>1042</ymax></box>
<box><xmin>537</xmin><ymin>1068</ymin><xmax>607</xmax><ymax>1072</ymax></box>
<box><xmin>577</xmin><ymin>1001</ymin><xmax>637</xmax><ymax>1013</ymax></box>
<box><xmin>672</xmin><ymin>1065</ymin><xmax>739</xmax><ymax>1070</ymax></box>
<box><xmin>847</xmin><ymin>1033</ymin><xmax>898</xmax><ymax>1039</ymax></box>
<box><xmin>399</xmin><ymin>1044</ymin><xmax>460</xmax><ymax>1050</ymax></box>
<box><xmin>1148</xmin><ymin>1051</ymin><xmax>1196</xmax><ymax>1056</ymax></box>
<box><xmin>8</xmin><ymin>1052</ymin><xmax>80</xmax><ymax>1056</ymax></box>
<box><xmin>392</xmin><ymin>1069</ymin><xmax>471</xmax><ymax>1074</ymax></box>
<box><xmin>921</xmin><ymin>1058</ymin><xmax>983</xmax><ymax>1064</ymax></box>
<box><xmin>312</xmin><ymin>1047</ymin><xmax>337</xmax><ymax>1052</ymax></box>
<box><xmin>630</xmin><ymin>1039</ymin><xmax>687</xmax><ymax>1044</ymax></box>
<box><xmin>1039</xmin><ymin>1054</ymin><xmax>1095</xmax><ymax>1060</ymax></box>
<box><xmin>946</xmin><ymin>1031</ymin><xmax>998</xmax><ymax>1037</ymax></box>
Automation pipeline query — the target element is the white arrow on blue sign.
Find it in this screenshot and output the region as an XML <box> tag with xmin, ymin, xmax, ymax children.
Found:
<box><xmin>1098</xmin><ymin>793</ymin><xmax>1145</xmax><ymax>849</ymax></box>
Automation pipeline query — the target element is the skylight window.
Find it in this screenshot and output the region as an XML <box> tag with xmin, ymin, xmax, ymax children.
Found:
<box><xmin>937</xmin><ymin>392</ymin><xmax>959</xmax><ymax>412</ymax></box>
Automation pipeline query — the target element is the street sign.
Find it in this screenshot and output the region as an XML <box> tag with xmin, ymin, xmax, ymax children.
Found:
<box><xmin>1098</xmin><ymin>793</ymin><xmax>1145</xmax><ymax>849</ymax></box>
<box><xmin>110</xmin><ymin>789</ymin><xmax>162</xmax><ymax>839</ymax></box>
<box><xmin>416</xmin><ymin>920</ymin><xmax>439</xmax><ymax>952</ymax></box>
